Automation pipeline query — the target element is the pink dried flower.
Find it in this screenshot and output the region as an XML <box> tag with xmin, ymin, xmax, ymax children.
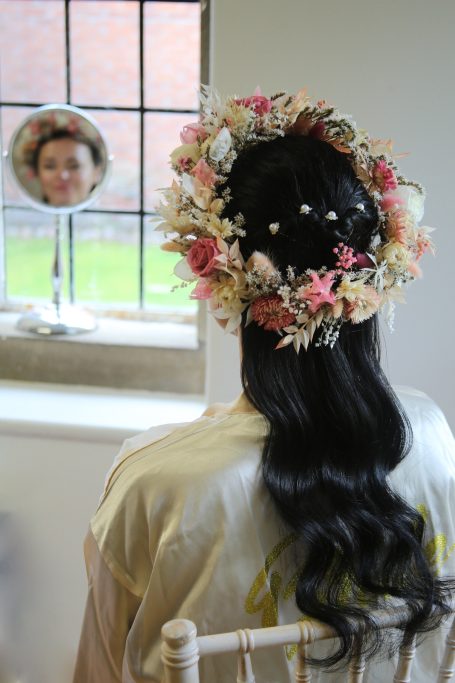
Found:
<box><xmin>191</xmin><ymin>159</ymin><xmax>217</xmax><ymax>187</ymax></box>
<box><xmin>177</xmin><ymin>156</ymin><xmax>193</xmax><ymax>172</ymax></box>
<box><xmin>380</xmin><ymin>192</ymin><xmax>405</xmax><ymax>213</ymax></box>
<box><xmin>180</xmin><ymin>122</ymin><xmax>209</xmax><ymax>144</ymax></box>
<box><xmin>66</xmin><ymin>116</ymin><xmax>80</xmax><ymax>134</ymax></box>
<box><xmin>29</xmin><ymin>120</ymin><xmax>42</xmax><ymax>135</ymax></box>
<box><xmin>415</xmin><ymin>229</ymin><xmax>433</xmax><ymax>260</ymax></box>
<box><xmin>251</xmin><ymin>295</ymin><xmax>296</xmax><ymax>331</ymax></box>
<box><xmin>333</xmin><ymin>243</ymin><xmax>357</xmax><ymax>270</ymax></box>
<box><xmin>187</xmin><ymin>238</ymin><xmax>221</xmax><ymax>277</ymax></box>
<box><xmin>309</xmin><ymin>121</ymin><xmax>326</xmax><ymax>139</ymax></box>
<box><xmin>407</xmin><ymin>260</ymin><xmax>422</xmax><ymax>278</ymax></box>
<box><xmin>234</xmin><ymin>87</ymin><xmax>273</xmax><ymax>116</ymax></box>
<box><xmin>372</xmin><ymin>160</ymin><xmax>398</xmax><ymax>192</ymax></box>
<box><xmin>190</xmin><ymin>279</ymin><xmax>213</xmax><ymax>300</ymax></box>
<box><xmin>386</xmin><ymin>209</ymin><xmax>411</xmax><ymax>244</ymax></box>
<box><xmin>299</xmin><ymin>271</ymin><xmax>336</xmax><ymax>314</ymax></box>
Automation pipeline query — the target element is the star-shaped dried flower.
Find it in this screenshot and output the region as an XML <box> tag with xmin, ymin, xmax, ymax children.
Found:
<box><xmin>298</xmin><ymin>272</ymin><xmax>336</xmax><ymax>313</ymax></box>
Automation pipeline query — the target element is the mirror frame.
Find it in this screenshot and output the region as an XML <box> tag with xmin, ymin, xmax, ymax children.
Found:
<box><xmin>7</xmin><ymin>103</ymin><xmax>112</xmax><ymax>215</ymax></box>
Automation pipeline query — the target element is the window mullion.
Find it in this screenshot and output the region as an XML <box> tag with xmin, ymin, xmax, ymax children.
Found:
<box><xmin>0</xmin><ymin>106</ymin><xmax>6</xmax><ymax>305</ymax></box>
<box><xmin>139</xmin><ymin>0</ymin><xmax>145</xmax><ymax>309</ymax></box>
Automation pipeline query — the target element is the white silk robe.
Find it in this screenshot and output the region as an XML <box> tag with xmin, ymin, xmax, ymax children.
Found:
<box><xmin>73</xmin><ymin>387</ymin><xmax>455</xmax><ymax>682</ymax></box>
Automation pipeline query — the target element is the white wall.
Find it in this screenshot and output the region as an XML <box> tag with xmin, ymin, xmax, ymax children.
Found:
<box><xmin>206</xmin><ymin>0</ymin><xmax>455</xmax><ymax>429</ymax></box>
<box><xmin>0</xmin><ymin>384</ymin><xmax>205</xmax><ymax>683</ymax></box>
<box><xmin>0</xmin><ymin>431</ymin><xmax>114</xmax><ymax>683</ymax></box>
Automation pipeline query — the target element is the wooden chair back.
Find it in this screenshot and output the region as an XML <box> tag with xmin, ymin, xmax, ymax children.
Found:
<box><xmin>161</xmin><ymin>606</ymin><xmax>455</xmax><ymax>683</ymax></box>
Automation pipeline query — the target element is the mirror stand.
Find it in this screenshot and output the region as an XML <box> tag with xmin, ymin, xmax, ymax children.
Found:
<box><xmin>16</xmin><ymin>215</ymin><xmax>97</xmax><ymax>335</ymax></box>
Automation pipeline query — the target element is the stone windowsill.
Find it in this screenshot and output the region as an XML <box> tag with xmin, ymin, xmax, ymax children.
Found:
<box><xmin>0</xmin><ymin>312</ymin><xmax>205</xmax><ymax>393</ymax></box>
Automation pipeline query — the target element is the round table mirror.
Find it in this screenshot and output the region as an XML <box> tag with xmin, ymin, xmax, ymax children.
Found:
<box><xmin>6</xmin><ymin>104</ymin><xmax>112</xmax><ymax>334</ymax></box>
<box><xmin>8</xmin><ymin>103</ymin><xmax>110</xmax><ymax>214</ymax></box>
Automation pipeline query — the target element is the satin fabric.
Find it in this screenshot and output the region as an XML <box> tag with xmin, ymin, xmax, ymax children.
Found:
<box><xmin>73</xmin><ymin>387</ymin><xmax>455</xmax><ymax>682</ymax></box>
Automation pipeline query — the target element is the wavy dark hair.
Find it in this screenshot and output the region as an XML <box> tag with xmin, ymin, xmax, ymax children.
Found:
<box><xmin>221</xmin><ymin>135</ymin><xmax>453</xmax><ymax>666</ymax></box>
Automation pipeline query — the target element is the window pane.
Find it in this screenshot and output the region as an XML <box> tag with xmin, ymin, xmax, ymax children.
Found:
<box><xmin>5</xmin><ymin>209</ymin><xmax>70</xmax><ymax>302</ymax></box>
<box><xmin>89</xmin><ymin>110</ymin><xmax>140</xmax><ymax>212</ymax></box>
<box><xmin>71</xmin><ymin>1</ymin><xmax>140</xmax><ymax>107</ymax></box>
<box><xmin>0</xmin><ymin>1</ymin><xmax>66</xmax><ymax>103</ymax></box>
<box><xmin>144</xmin><ymin>219</ymin><xmax>197</xmax><ymax>315</ymax></box>
<box><xmin>73</xmin><ymin>212</ymin><xmax>139</xmax><ymax>307</ymax></box>
<box><xmin>2</xmin><ymin>106</ymin><xmax>35</xmax><ymax>206</ymax></box>
<box><xmin>145</xmin><ymin>2</ymin><xmax>200</xmax><ymax>110</ymax></box>
<box><xmin>145</xmin><ymin>111</ymin><xmax>192</xmax><ymax>212</ymax></box>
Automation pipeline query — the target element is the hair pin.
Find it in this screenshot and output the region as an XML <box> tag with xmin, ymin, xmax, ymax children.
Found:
<box><xmin>299</xmin><ymin>204</ymin><xmax>312</xmax><ymax>214</ymax></box>
<box><xmin>269</xmin><ymin>222</ymin><xmax>280</xmax><ymax>235</ymax></box>
<box><xmin>325</xmin><ymin>211</ymin><xmax>338</xmax><ymax>221</ymax></box>
<box><xmin>355</xmin><ymin>203</ymin><xmax>365</xmax><ymax>212</ymax></box>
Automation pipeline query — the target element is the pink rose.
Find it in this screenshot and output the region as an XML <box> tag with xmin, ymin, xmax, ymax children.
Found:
<box><xmin>191</xmin><ymin>159</ymin><xmax>217</xmax><ymax>187</ymax></box>
<box><xmin>235</xmin><ymin>94</ymin><xmax>273</xmax><ymax>116</ymax></box>
<box><xmin>180</xmin><ymin>122</ymin><xmax>208</xmax><ymax>144</ymax></box>
<box><xmin>187</xmin><ymin>238</ymin><xmax>221</xmax><ymax>277</ymax></box>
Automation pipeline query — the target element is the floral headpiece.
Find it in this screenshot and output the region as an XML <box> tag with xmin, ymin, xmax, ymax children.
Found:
<box><xmin>157</xmin><ymin>86</ymin><xmax>433</xmax><ymax>351</ymax></box>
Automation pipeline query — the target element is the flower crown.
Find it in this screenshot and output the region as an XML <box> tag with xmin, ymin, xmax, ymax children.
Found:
<box><xmin>157</xmin><ymin>86</ymin><xmax>433</xmax><ymax>351</ymax></box>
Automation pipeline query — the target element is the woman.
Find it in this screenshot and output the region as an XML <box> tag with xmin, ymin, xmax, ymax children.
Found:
<box><xmin>31</xmin><ymin>129</ymin><xmax>102</xmax><ymax>207</ymax></box>
<box><xmin>73</xmin><ymin>88</ymin><xmax>455</xmax><ymax>682</ymax></box>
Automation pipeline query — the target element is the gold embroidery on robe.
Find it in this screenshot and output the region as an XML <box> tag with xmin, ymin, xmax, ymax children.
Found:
<box><xmin>245</xmin><ymin>503</ymin><xmax>454</xmax><ymax>660</ymax></box>
<box><xmin>418</xmin><ymin>505</ymin><xmax>455</xmax><ymax>574</ymax></box>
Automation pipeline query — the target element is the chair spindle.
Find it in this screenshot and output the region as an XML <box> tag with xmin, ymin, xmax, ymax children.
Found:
<box><xmin>295</xmin><ymin>620</ymin><xmax>315</xmax><ymax>682</ymax></box>
<box><xmin>393</xmin><ymin>633</ymin><xmax>416</xmax><ymax>683</ymax></box>
<box><xmin>438</xmin><ymin>614</ymin><xmax>455</xmax><ymax>682</ymax></box>
<box><xmin>295</xmin><ymin>645</ymin><xmax>312</xmax><ymax>683</ymax></box>
<box><xmin>236</xmin><ymin>629</ymin><xmax>255</xmax><ymax>683</ymax></box>
<box><xmin>161</xmin><ymin>619</ymin><xmax>200</xmax><ymax>683</ymax></box>
<box><xmin>347</xmin><ymin>655</ymin><xmax>365</xmax><ymax>683</ymax></box>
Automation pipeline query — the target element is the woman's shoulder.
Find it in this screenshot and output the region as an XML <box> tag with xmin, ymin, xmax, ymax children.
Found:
<box><xmin>101</xmin><ymin>396</ymin><xmax>265</xmax><ymax>500</ymax></box>
<box><xmin>91</xmin><ymin>401</ymin><xmax>267</xmax><ymax>588</ymax></box>
<box><xmin>395</xmin><ymin>384</ymin><xmax>443</xmax><ymax>411</ymax></box>
<box><xmin>391</xmin><ymin>385</ymin><xmax>455</xmax><ymax>500</ymax></box>
<box><xmin>394</xmin><ymin>385</ymin><xmax>453</xmax><ymax>441</ymax></box>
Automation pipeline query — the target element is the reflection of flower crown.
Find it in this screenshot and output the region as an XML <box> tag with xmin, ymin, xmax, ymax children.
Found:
<box><xmin>157</xmin><ymin>86</ymin><xmax>434</xmax><ymax>351</ymax></box>
<box><xmin>21</xmin><ymin>112</ymin><xmax>86</xmax><ymax>170</ymax></box>
<box><xmin>20</xmin><ymin>111</ymin><xmax>103</xmax><ymax>177</ymax></box>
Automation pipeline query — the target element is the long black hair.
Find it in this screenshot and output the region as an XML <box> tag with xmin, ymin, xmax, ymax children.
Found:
<box><xmin>221</xmin><ymin>135</ymin><xmax>452</xmax><ymax>666</ymax></box>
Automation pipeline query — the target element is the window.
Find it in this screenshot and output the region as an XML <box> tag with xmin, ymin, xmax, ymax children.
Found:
<box><xmin>0</xmin><ymin>0</ymin><xmax>208</xmax><ymax>392</ymax></box>
<box><xmin>1</xmin><ymin>0</ymin><xmax>201</xmax><ymax>320</ymax></box>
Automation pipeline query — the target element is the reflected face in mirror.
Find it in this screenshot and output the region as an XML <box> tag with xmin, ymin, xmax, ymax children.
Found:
<box><xmin>34</xmin><ymin>133</ymin><xmax>102</xmax><ymax>207</ymax></box>
<box><xmin>9</xmin><ymin>105</ymin><xmax>110</xmax><ymax>214</ymax></box>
